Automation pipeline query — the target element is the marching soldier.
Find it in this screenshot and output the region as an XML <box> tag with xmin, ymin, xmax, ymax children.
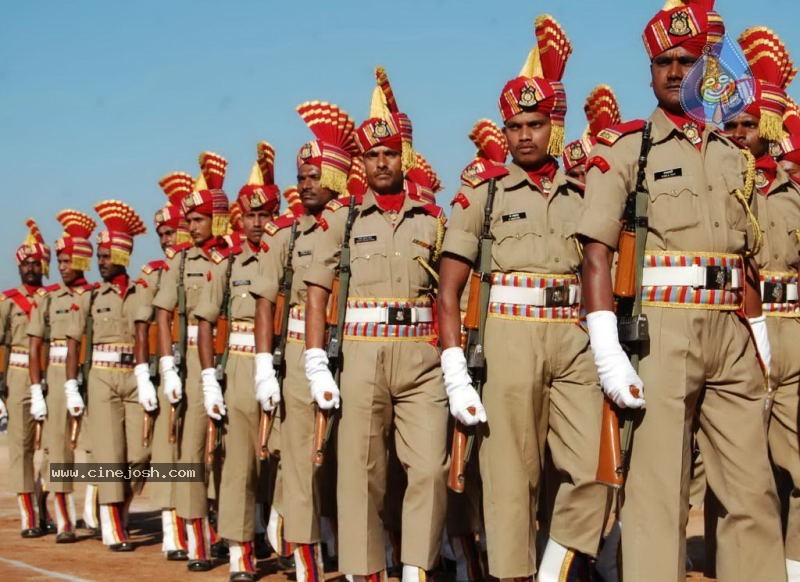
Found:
<box><xmin>780</xmin><ymin>99</ymin><xmax>800</xmax><ymax>182</ymax></box>
<box><xmin>577</xmin><ymin>1</ymin><xmax>786</xmax><ymax>580</ymax></box>
<box><xmin>303</xmin><ymin>68</ymin><xmax>448</xmax><ymax>582</ymax></box>
<box><xmin>252</xmin><ymin>104</ymin><xmax>357</xmax><ymax>582</ymax></box>
<box><xmin>64</xmin><ymin>200</ymin><xmax>149</xmax><ymax>551</ymax></box>
<box><xmin>725</xmin><ymin>26</ymin><xmax>800</xmax><ymax>580</ymax></box>
<box><xmin>194</xmin><ymin>142</ymin><xmax>281</xmax><ymax>582</ymax></box>
<box><xmin>130</xmin><ymin>171</ymin><xmax>192</xmax><ymax>561</ymax></box>
<box><xmin>28</xmin><ymin>210</ymin><xmax>95</xmax><ymax>543</ymax></box>
<box><xmin>152</xmin><ymin>152</ymin><xmax>230</xmax><ymax>571</ymax></box>
<box><xmin>3</xmin><ymin>219</ymin><xmax>50</xmax><ymax>537</ymax></box>
<box><xmin>438</xmin><ymin>15</ymin><xmax>607</xmax><ymax>580</ymax></box>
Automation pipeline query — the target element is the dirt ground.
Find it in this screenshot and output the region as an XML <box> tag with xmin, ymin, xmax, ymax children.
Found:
<box><xmin>0</xmin><ymin>431</ymin><xmax>714</xmax><ymax>581</ymax></box>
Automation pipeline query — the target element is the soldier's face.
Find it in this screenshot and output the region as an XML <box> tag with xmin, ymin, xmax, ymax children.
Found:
<box><xmin>57</xmin><ymin>253</ymin><xmax>80</xmax><ymax>286</ymax></box>
<box><xmin>156</xmin><ymin>224</ymin><xmax>177</xmax><ymax>251</ymax></box>
<box><xmin>97</xmin><ymin>247</ymin><xmax>124</xmax><ymax>281</ymax></box>
<box><xmin>781</xmin><ymin>158</ymin><xmax>800</xmax><ymax>183</ymax></box>
<box><xmin>297</xmin><ymin>164</ymin><xmax>336</xmax><ymax>214</ymax></box>
<box><xmin>242</xmin><ymin>209</ymin><xmax>272</xmax><ymax>245</ymax></box>
<box><xmin>723</xmin><ymin>112</ymin><xmax>769</xmax><ymax>158</ymax></box>
<box><xmin>186</xmin><ymin>211</ymin><xmax>213</xmax><ymax>246</ymax></box>
<box><xmin>18</xmin><ymin>256</ymin><xmax>42</xmax><ymax>287</ymax></box>
<box><xmin>504</xmin><ymin>111</ymin><xmax>552</xmax><ymax>170</ymax></box>
<box><xmin>363</xmin><ymin>145</ymin><xmax>404</xmax><ymax>195</ymax></box>
<box><xmin>651</xmin><ymin>46</ymin><xmax>698</xmax><ymax>114</ymax></box>
<box><xmin>566</xmin><ymin>164</ymin><xmax>587</xmax><ymax>184</ymax></box>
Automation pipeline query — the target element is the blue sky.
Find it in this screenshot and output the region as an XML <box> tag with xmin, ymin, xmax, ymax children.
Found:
<box><xmin>1</xmin><ymin>0</ymin><xmax>798</xmax><ymax>288</ymax></box>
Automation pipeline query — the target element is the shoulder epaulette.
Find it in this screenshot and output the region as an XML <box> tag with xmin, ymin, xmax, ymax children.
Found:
<box><xmin>264</xmin><ymin>214</ymin><xmax>295</xmax><ymax>237</ymax></box>
<box><xmin>165</xmin><ymin>241</ymin><xmax>193</xmax><ymax>259</ymax></box>
<box><xmin>422</xmin><ymin>203</ymin><xmax>445</xmax><ymax>219</ymax></box>
<box><xmin>37</xmin><ymin>283</ymin><xmax>61</xmax><ymax>297</ymax></box>
<box><xmin>460</xmin><ymin>160</ymin><xmax>510</xmax><ymax>188</ymax></box>
<box><xmin>595</xmin><ymin>120</ymin><xmax>647</xmax><ymax>147</ymax></box>
<box><xmin>74</xmin><ymin>283</ymin><xmax>95</xmax><ymax>295</ymax></box>
<box><xmin>1</xmin><ymin>288</ymin><xmax>20</xmax><ymax>300</ymax></box>
<box><xmin>325</xmin><ymin>194</ymin><xmax>362</xmax><ymax>212</ymax></box>
<box><xmin>210</xmin><ymin>245</ymin><xmax>242</xmax><ymax>265</ymax></box>
<box><xmin>142</xmin><ymin>260</ymin><xmax>167</xmax><ymax>275</ymax></box>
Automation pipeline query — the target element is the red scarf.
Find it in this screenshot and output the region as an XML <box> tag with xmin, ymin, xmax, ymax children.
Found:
<box><xmin>375</xmin><ymin>192</ymin><xmax>406</xmax><ymax>213</ymax></box>
<box><xmin>68</xmin><ymin>277</ymin><xmax>88</xmax><ymax>289</ymax></box>
<box><xmin>755</xmin><ymin>155</ymin><xmax>778</xmax><ymax>194</ymax></box>
<box><xmin>22</xmin><ymin>284</ymin><xmax>40</xmax><ymax>296</ymax></box>
<box><xmin>526</xmin><ymin>158</ymin><xmax>558</xmax><ymax>194</ymax></box>
<box><xmin>662</xmin><ymin>108</ymin><xmax>705</xmax><ymax>150</ymax></box>
<box><xmin>109</xmin><ymin>273</ymin><xmax>129</xmax><ymax>297</ymax></box>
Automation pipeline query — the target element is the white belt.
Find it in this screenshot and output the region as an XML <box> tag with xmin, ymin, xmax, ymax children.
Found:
<box><xmin>49</xmin><ymin>346</ymin><xmax>68</xmax><ymax>359</ymax></box>
<box><xmin>642</xmin><ymin>265</ymin><xmax>742</xmax><ymax>289</ymax></box>
<box><xmin>489</xmin><ymin>284</ymin><xmax>580</xmax><ymax>307</ymax></box>
<box><xmin>228</xmin><ymin>332</ymin><xmax>255</xmax><ymax>348</ymax></box>
<box><xmin>345</xmin><ymin>306</ymin><xmax>433</xmax><ymax>325</ymax></box>
<box><xmin>9</xmin><ymin>353</ymin><xmax>29</xmax><ymax>366</ymax></box>
<box><xmin>287</xmin><ymin>317</ymin><xmax>305</xmax><ymax>335</ymax></box>
<box><xmin>187</xmin><ymin>325</ymin><xmax>199</xmax><ymax>342</ymax></box>
<box><xmin>91</xmin><ymin>350</ymin><xmax>129</xmax><ymax>364</ymax></box>
<box><xmin>761</xmin><ymin>281</ymin><xmax>798</xmax><ymax>302</ymax></box>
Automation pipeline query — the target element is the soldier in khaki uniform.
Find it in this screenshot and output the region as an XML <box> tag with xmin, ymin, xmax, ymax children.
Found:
<box><xmin>725</xmin><ymin>27</ymin><xmax>800</xmax><ymax>580</ymax></box>
<box><xmin>2</xmin><ymin>219</ymin><xmax>50</xmax><ymax>537</ymax></box>
<box><xmin>130</xmin><ymin>171</ymin><xmax>192</xmax><ymax>561</ymax></box>
<box><xmin>252</xmin><ymin>104</ymin><xmax>356</xmax><ymax>582</ymax></box>
<box><xmin>780</xmin><ymin>100</ymin><xmax>800</xmax><ymax>182</ymax></box>
<box><xmin>438</xmin><ymin>16</ymin><xmax>607</xmax><ymax>580</ymax></box>
<box><xmin>577</xmin><ymin>3</ymin><xmax>785</xmax><ymax>580</ymax></box>
<box><xmin>153</xmin><ymin>152</ymin><xmax>230</xmax><ymax>571</ymax></box>
<box><xmin>65</xmin><ymin>200</ymin><xmax>150</xmax><ymax>551</ymax></box>
<box><xmin>28</xmin><ymin>210</ymin><xmax>96</xmax><ymax>543</ymax></box>
<box><xmin>304</xmin><ymin>68</ymin><xmax>448</xmax><ymax>582</ymax></box>
<box><xmin>195</xmin><ymin>143</ymin><xmax>281</xmax><ymax>582</ymax></box>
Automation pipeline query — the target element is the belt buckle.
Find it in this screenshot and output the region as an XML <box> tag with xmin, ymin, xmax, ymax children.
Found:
<box><xmin>546</xmin><ymin>285</ymin><xmax>571</xmax><ymax>307</ymax></box>
<box><xmin>763</xmin><ymin>281</ymin><xmax>786</xmax><ymax>303</ymax></box>
<box><xmin>387</xmin><ymin>307</ymin><xmax>412</xmax><ymax>325</ymax></box>
<box><xmin>120</xmin><ymin>352</ymin><xmax>135</xmax><ymax>366</ymax></box>
<box><xmin>705</xmin><ymin>266</ymin><xmax>730</xmax><ymax>291</ymax></box>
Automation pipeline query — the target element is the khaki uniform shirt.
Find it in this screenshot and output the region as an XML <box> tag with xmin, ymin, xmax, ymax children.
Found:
<box><xmin>0</xmin><ymin>286</ymin><xmax>41</xmax><ymax>349</ymax></box>
<box><xmin>68</xmin><ymin>281</ymin><xmax>138</xmax><ymax>345</ymax></box>
<box><xmin>195</xmin><ymin>242</ymin><xmax>261</xmax><ymax>324</ymax></box>
<box><xmin>754</xmin><ymin>166</ymin><xmax>800</xmax><ymax>275</ymax></box>
<box><xmin>442</xmin><ymin>163</ymin><xmax>585</xmax><ymax>275</ymax></box>
<box><xmin>305</xmin><ymin>190</ymin><xmax>442</xmax><ymax>299</ymax></box>
<box><xmin>253</xmin><ymin>214</ymin><xmax>322</xmax><ymax>307</ymax></box>
<box><xmin>151</xmin><ymin>246</ymin><xmax>212</xmax><ymax>322</ymax></box>
<box><xmin>130</xmin><ymin>261</ymin><xmax>168</xmax><ymax>324</ymax></box>
<box><xmin>577</xmin><ymin>107</ymin><xmax>757</xmax><ymax>255</ymax></box>
<box><xmin>28</xmin><ymin>283</ymin><xmax>92</xmax><ymax>340</ymax></box>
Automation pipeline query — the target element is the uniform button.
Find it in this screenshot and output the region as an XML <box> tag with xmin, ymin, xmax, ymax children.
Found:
<box><xmin>714</xmin><ymin>221</ymin><xmax>720</xmax><ymax>227</ymax></box>
<box><xmin>550</xmin><ymin>228</ymin><xmax>555</xmax><ymax>234</ymax></box>
<box><xmin>365</xmin><ymin>255</ymin><xmax>371</xmax><ymax>259</ymax></box>
<box><xmin>395</xmin><ymin>277</ymin><xmax>402</xmax><ymax>283</ymax></box>
<box><xmin>707</xmin><ymin>185</ymin><xmax>712</xmax><ymax>191</ymax></box>
<box><xmin>554</xmin><ymin>257</ymin><xmax>560</xmax><ymax>263</ymax></box>
<box><xmin>240</xmin><ymin>293</ymin><xmax>247</xmax><ymax>298</ymax></box>
<box><xmin>775</xmin><ymin>254</ymin><xmax>779</xmax><ymax>260</ymax></box>
<box><xmin>771</xmin><ymin>221</ymin><xmax>776</xmax><ymax>227</ymax></box>
<box><xmin>394</xmin><ymin>252</ymin><xmax>401</xmax><ymax>257</ymax></box>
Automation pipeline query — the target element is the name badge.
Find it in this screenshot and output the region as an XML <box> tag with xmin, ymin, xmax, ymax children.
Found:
<box><xmin>55</xmin><ymin>309</ymin><xmax>69</xmax><ymax>315</ymax></box>
<box><xmin>654</xmin><ymin>168</ymin><xmax>682</xmax><ymax>181</ymax></box>
<box><xmin>354</xmin><ymin>235</ymin><xmax>378</xmax><ymax>244</ymax></box>
<box><xmin>232</xmin><ymin>280</ymin><xmax>251</xmax><ymax>287</ymax></box>
<box><xmin>187</xmin><ymin>273</ymin><xmax>204</xmax><ymax>277</ymax></box>
<box><xmin>501</xmin><ymin>212</ymin><xmax>527</xmax><ymax>222</ymax></box>
<box><xmin>298</xmin><ymin>250</ymin><xmax>312</xmax><ymax>257</ymax></box>
<box><xmin>96</xmin><ymin>307</ymin><xmax>111</xmax><ymax>313</ymax></box>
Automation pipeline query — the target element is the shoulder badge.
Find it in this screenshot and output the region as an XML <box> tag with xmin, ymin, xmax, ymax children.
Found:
<box><xmin>210</xmin><ymin>246</ymin><xmax>235</xmax><ymax>265</ymax></box>
<box><xmin>73</xmin><ymin>283</ymin><xmax>95</xmax><ymax>296</ymax></box>
<box><xmin>38</xmin><ymin>283</ymin><xmax>61</xmax><ymax>296</ymax></box>
<box><xmin>142</xmin><ymin>260</ymin><xmax>167</xmax><ymax>275</ymax></box>
<box><xmin>264</xmin><ymin>214</ymin><xmax>295</xmax><ymax>237</ymax></box>
<box><xmin>165</xmin><ymin>241</ymin><xmax>192</xmax><ymax>260</ymax></box>
<box><xmin>1</xmin><ymin>288</ymin><xmax>20</xmax><ymax>300</ymax></box>
<box><xmin>595</xmin><ymin>120</ymin><xmax>647</xmax><ymax>147</ymax></box>
<box><xmin>324</xmin><ymin>199</ymin><xmax>344</xmax><ymax>212</ymax></box>
<box><xmin>460</xmin><ymin>160</ymin><xmax>509</xmax><ymax>188</ymax></box>
<box><xmin>421</xmin><ymin>203</ymin><xmax>445</xmax><ymax>219</ymax></box>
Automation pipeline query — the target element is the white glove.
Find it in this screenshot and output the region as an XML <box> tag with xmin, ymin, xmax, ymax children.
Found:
<box><xmin>441</xmin><ymin>347</ymin><xmax>487</xmax><ymax>426</ymax></box>
<box><xmin>201</xmin><ymin>368</ymin><xmax>226</xmax><ymax>420</ymax></box>
<box><xmin>64</xmin><ymin>379</ymin><xmax>85</xmax><ymax>417</ymax></box>
<box><xmin>134</xmin><ymin>363</ymin><xmax>158</xmax><ymax>412</ymax></box>
<box><xmin>159</xmin><ymin>356</ymin><xmax>183</xmax><ymax>404</ymax></box>
<box><xmin>748</xmin><ymin>315</ymin><xmax>772</xmax><ymax>377</ymax></box>
<box><xmin>0</xmin><ymin>398</ymin><xmax>7</xmax><ymax>426</ymax></box>
<box><xmin>586</xmin><ymin>310</ymin><xmax>646</xmax><ymax>409</ymax></box>
<box><xmin>255</xmin><ymin>353</ymin><xmax>281</xmax><ymax>412</ymax></box>
<box><xmin>304</xmin><ymin>348</ymin><xmax>340</xmax><ymax>410</ymax></box>
<box><xmin>29</xmin><ymin>383</ymin><xmax>47</xmax><ymax>421</ymax></box>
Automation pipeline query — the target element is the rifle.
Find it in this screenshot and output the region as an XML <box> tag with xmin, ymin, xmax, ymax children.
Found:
<box><xmin>262</xmin><ymin>222</ymin><xmax>299</xmax><ymax>460</ymax></box>
<box><xmin>596</xmin><ymin>121</ymin><xmax>652</xmax><ymax>488</ymax></box>
<box><xmin>313</xmin><ymin>196</ymin><xmax>357</xmax><ymax>466</ymax></box>
<box><xmin>0</xmin><ymin>303</ymin><xmax>12</xmax><ymax>430</ymax></box>
<box><xmin>447</xmin><ymin>179</ymin><xmax>497</xmax><ymax>493</ymax></box>
<box><xmin>169</xmin><ymin>250</ymin><xmax>188</xmax><ymax>446</ymax></box>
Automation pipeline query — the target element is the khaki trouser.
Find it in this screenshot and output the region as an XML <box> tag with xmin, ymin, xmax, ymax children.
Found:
<box><xmin>7</xmin><ymin>366</ymin><xmax>37</xmax><ymax>493</ymax></box>
<box><xmin>175</xmin><ymin>347</ymin><xmax>208</xmax><ymax>519</ymax></box>
<box><xmin>87</xmin><ymin>366</ymin><xmax>150</xmax><ymax>504</ymax></box>
<box><xmin>621</xmin><ymin>308</ymin><xmax>785</xmax><ymax>582</ymax></box>
<box><xmin>768</xmin><ymin>316</ymin><xmax>800</xmax><ymax>561</ymax></box>
<box><xmin>43</xmin><ymin>363</ymin><xmax>75</xmax><ymax>493</ymax></box>
<box><xmin>337</xmin><ymin>339</ymin><xmax>448</xmax><ymax>575</ymax></box>
<box><xmin>281</xmin><ymin>339</ymin><xmax>326</xmax><ymax>544</ymax></box>
<box><xmin>217</xmin><ymin>350</ymin><xmax>262</xmax><ymax>541</ymax></box>
<box><xmin>480</xmin><ymin>317</ymin><xmax>606</xmax><ymax>578</ymax></box>
<box><xmin>149</xmin><ymin>371</ymin><xmax>178</xmax><ymax>509</ymax></box>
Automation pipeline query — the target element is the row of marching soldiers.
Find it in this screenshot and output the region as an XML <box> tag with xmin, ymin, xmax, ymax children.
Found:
<box><xmin>3</xmin><ymin>3</ymin><xmax>800</xmax><ymax>582</ymax></box>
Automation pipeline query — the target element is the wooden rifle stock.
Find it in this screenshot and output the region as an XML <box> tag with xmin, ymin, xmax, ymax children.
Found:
<box><xmin>462</xmin><ymin>273</ymin><xmax>481</xmax><ymax>330</ymax></box>
<box><xmin>446</xmin><ymin>406</ymin><xmax>476</xmax><ymax>493</ymax></box>
<box><xmin>273</xmin><ymin>293</ymin><xmax>286</xmax><ymax>337</ymax></box>
<box><xmin>312</xmin><ymin>406</ymin><xmax>330</xmax><ymax>467</ymax></box>
<box><xmin>596</xmin><ymin>398</ymin><xmax>623</xmax><ymax>487</ymax></box>
<box><xmin>205</xmin><ymin>409</ymin><xmax>220</xmax><ymax>465</ymax></box>
<box><xmin>142</xmin><ymin>412</ymin><xmax>153</xmax><ymax>448</ymax></box>
<box><xmin>147</xmin><ymin>322</ymin><xmax>158</xmax><ymax>355</ymax></box>
<box><xmin>168</xmin><ymin>404</ymin><xmax>177</xmax><ymax>444</ymax></box>
<box><xmin>326</xmin><ymin>278</ymin><xmax>340</xmax><ymax>326</ymax></box>
<box><xmin>34</xmin><ymin>420</ymin><xmax>43</xmax><ymax>450</ymax></box>
<box><xmin>214</xmin><ymin>317</ymin><xmax>228</xmax><ymax>356</ymax></box>
<box><xmin>258</xmin><ymin>410</ymin><xmax>274</xmax><ymax>460</ymax></box>
<box><xmin>69</xmin><ymin>417</ymin><xmax>81</xmax><ymax>450</ymax></box>
<box><xmin>613</xmin><ymin>230</ymin><xmax>636</xmax><ymax>298</ymax></box>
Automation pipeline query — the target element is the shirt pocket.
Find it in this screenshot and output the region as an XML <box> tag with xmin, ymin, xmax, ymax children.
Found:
<box><xmin>491</xmin><ymin>218</ymin><xmax>540</xmax><ymax>272</ymax></box>
<box><xmin>647</xmin><ymin>173</ymin><xmax>700</xmax><ymax>240</ymax></box>
<box><xmin>350</xmin><ymin>240</ymin><xmax>389</xmax><ymax>287</ymax></box>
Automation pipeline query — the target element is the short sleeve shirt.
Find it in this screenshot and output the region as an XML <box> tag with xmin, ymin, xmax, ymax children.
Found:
<box><xmin>754</xmin><ymin>167</ymin><xmax>800</xmax><ymax>274</ymax></box>
<box><xmin>151</xmin><ymin>246</ymin><xmax>212</xmax><ymax>322</ymax></box>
